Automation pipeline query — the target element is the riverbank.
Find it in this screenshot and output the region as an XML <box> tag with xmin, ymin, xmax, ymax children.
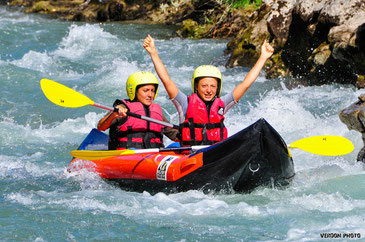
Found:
<box><xmin>2</xmin><ymin>0</ymin><xmax>365</xmax><ymax>87</ymax></box>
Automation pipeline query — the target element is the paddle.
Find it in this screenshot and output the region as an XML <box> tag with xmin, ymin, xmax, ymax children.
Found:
<box><xmin>40</xmin><ymin>79</ymin><xmax>354</xmax><ymax>158</ymax></box>
<box><xmin>71</xmin><ymin>135</ymin><xmax>354</xmax><ymax>160</ymax></box>
<box><xmin>71</xmin><ymin>145</ymin><xmax>210</xmax><ymax>160</ymax></box>
<box><xmin>288</xmin><ymin>135</ymin><xmax>354</xmax><ymax>156</ymax></box>
<box><xmin>40</xmin><ymin>78</ymin><xmax>178</xmax><ymax>129</ymax></box>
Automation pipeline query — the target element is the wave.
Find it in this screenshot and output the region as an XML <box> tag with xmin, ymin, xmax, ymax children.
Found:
<box><xmin>11</xmin><ymin>50</ymin><xmax>56</xmax><ymax>73</ymax></box>
<box><xmin>53</xmin><ymin>24</ymin><xmax>118</xmax><ymax>61</ymax></box>
<box><xmin>0</xmin><ymin>112</ymin><xmax>102</xmax><ymax>147</ymax></box>
<box><xmin>8</xmin><ymin>24</ymin><xmax>120</xmax><ymax>77</ymax></box>
<box><xmin>0</xmin><ymin>7</ymin><xmax>37</xmax><ymax>25</ymax></box>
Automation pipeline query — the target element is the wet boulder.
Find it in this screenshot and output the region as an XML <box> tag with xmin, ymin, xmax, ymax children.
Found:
<box><xmin>339</xmin><ymin>94</ymin><xmax>365</xmax><ymax>162</ymax></box>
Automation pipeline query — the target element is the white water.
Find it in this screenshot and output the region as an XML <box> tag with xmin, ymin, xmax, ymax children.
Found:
<box><xmin>1</xmin><ymin>6</ymin><xmax>364</xmax><ymax>241</ymax></box>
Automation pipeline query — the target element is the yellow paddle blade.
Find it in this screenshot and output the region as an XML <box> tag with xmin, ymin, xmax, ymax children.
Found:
<box><xmin>71</xmin><ymin>150</ymin><xmax>136</xmax><ymax>160</ymax></box>
<box><xmin>40</xmin><ymin>79</ymin><xmax>95</xmax><ymax>108</ymax></box>
<box><xmin>288</xmin><ymin>135</ymin><xmax>354</xmax><ymax>156</ymax></box>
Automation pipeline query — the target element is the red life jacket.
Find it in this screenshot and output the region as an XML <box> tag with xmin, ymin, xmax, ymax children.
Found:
<box><xmin>109</xmin><ymin>99</ymin><xmax>164</xmax><ymax>150</ymax></box>
<box><xmin>180</xmin><ymin>93</ymin><xmax>227</xmax><ymax>146</ymax></box>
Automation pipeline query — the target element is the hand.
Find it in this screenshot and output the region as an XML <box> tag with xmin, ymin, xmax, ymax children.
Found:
<box><xmin>260</xmin><ymin>40</ymin><xmax>274</xmax><ymax>60</ymax></box>
<box><xmin>143</xmin><ymin>34</ymin><xmax>156</xmax><ymax>55</ymax></box>
<box><xmin>114</xmin><ymin>105</ymin><xmax>128</xmax><ymax>117</ymax></box>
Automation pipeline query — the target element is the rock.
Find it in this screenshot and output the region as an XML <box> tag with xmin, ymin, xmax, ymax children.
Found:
<box><xmin>309</xmin><ymin>42</ymin><xmax>331</xmax><ymax>66</ymax></box>
<box><xmin>357</xmin><ymin>75</ymin><xmax>365</xmax><ymax>89</ymax></box>
<box><xmin>96</xmin><ymin>1</ymin><xmax>128</xmax><ymax>22</ymax></box>
<box><xmin>227</xmin><ymin>0</ymin><xmax>365</xmax><ymax>86</ymax></box>
<box><xmin>176</xmin><ymin>19</ymin><xmax>209</xmax><ymax>39</ymax></box>
<box><xmin>28</xmin><ymin>1</ymin><xmax>52</xmax><ymax>13</ymax></box>
<box><xmin>175</xmin><ymin>1</ymin><xmax>249</xmax><ymax>39</ymax></box>
<box><xmin>266</xmin><ymin>0</ymin><xmax>296</xmax><ymax>47</ymax></box>
<box><xmin>226</xmin><ymin>5</ymin><xmax>271</xmax><ymax>68</ymax></box>
<box><xmin>339</xmin><ymin>94</ymin><xmax>365</xmax><ymax>162</ymax></box>
<box><xmin>339</xmin><ymin>96</ymin><xmax>365</xmax><ymax>133</ymax></box>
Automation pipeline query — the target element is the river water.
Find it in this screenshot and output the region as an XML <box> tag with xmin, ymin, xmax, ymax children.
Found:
<box><xmin>1</xmin><ymin>6</ymin><xmax>365</xmax><ymax>241</ymax></box>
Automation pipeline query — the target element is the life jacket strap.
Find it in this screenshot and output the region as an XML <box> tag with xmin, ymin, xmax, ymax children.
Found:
<box><xmin>179</xmin><ymin>122</ymin><xmax>223</xmax><ymax>129</ymax></box>
<box><xmin>116</xmin><ymin>130</ymin><xmax>163</xmax><ymax>149</ymax></box>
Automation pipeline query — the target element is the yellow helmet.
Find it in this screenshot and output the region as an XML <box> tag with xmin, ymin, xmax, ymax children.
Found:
<box><xmin>126</xmin><ymin>71</ymin><xmax>159</xmax><ymax>101</ymax></box>
<box><xmin>192</xmin><ymin>65</ymin><xmax>222</xmax><ymax>97</ymax></box>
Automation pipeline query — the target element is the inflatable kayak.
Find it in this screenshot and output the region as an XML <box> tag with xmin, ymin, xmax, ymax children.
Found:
<box><xmin>68</xmin><ymin>118</ymin><xmax>295</xmax><ymax>193</ymax></box>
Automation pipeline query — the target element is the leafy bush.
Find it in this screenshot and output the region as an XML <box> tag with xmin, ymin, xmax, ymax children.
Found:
<box><xmin>224</xmin><ymin>0</ymin><xmax>262</xmax><ymax>9</ymax></box>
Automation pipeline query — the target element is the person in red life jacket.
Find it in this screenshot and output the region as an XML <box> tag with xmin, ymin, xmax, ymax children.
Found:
<box><xmin>143</xmin><ymin>34</ymin><xmax>274</xmax><ymax>146</ymax></box>
<box><xmin>97</xmin><ymin>71</ymin><xmax>178</xmax><ymax>150</ymax></box>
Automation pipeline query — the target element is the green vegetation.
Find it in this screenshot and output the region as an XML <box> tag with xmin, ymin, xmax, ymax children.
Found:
<box><xmin>224</xmin><ymin>0</ymin><xmax>262</xmax><ymax>9</ymax></box>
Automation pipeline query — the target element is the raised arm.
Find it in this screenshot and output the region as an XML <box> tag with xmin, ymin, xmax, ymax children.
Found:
<box><xmin>143</xmin><ymin>35</ymin><xmax>179</xmax><ymax>99</ymax></box>
<box><xmin>232</xmin><ymin>40</ymin><xmax>274</xmax><ymax>102</ymax></box>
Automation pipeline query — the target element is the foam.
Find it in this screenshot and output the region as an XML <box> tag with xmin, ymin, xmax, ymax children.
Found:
<box><xmin>0</xmin><ymin>8</ymin><xmax>35</xmax><ymax>25</ymax></box>
<box><xmin>6</xmin><ymin>192</ymin><xmax>36</xmax><ymax>206</ymax></box>
<box><xmin>11</xmin><ymin>50</ymin><xmax>55</xmax><ymax>73</ymax></box>
<box><xmin>53</xmin><ymin>24</ymin><xmax>118</xmax><ymax>61</ymax></box>
<box><xmin>290</xmin><ymin>192</ymin><xmax>363</xmax><ymax>212</ymax></box>
<box><xmin>324</xmin><ymin>216</ymin><xmax>365</xmax><ymax>232</ymax></box>
<box><xmin>0</xmin><ymin>153</ymin><xmax>62</xmax><ymax>179</ymax></box>
<box><xmin>0</xmin><ymin>112</ymin><xmax>102</xmax><ymax>146</ymax></box>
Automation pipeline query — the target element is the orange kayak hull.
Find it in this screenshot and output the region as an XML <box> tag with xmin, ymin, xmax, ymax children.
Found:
<box><xmin>69</xmin><ymin>152</ymin><xmax>203</xmax><ymax>181</ymax></box>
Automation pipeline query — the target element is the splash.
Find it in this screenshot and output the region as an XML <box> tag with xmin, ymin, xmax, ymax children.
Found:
<box><xmin>0</xmin><ymin>112</ymin><xmax>102</xmax><ymax>147</ymax></box>
<box><xmin>53</xmin><ymin>24</ymin><xmax>118</xmax><ymax>61</ymax></box>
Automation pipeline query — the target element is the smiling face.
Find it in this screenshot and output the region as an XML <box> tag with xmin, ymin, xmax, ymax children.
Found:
<box><xmin>136</xmin><ymin>84</ymin><xmax>156</xmax><ymax>106</ymax></box>
<box><xmin>196</xmin><ymin>77</ymin><xmax>218</xmax><ymax>102</ymax></box>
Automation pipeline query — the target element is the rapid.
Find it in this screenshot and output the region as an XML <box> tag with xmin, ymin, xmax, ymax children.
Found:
<box><xmin>1</xmin><ymin>6</ymin><xmax>365</xmax><ymax>241</ymax></box>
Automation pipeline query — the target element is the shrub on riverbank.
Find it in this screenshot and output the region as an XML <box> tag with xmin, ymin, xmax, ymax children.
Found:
<box><xmin>224</xmin><ymin>0</ymin><xmax>261</xmax><ymax>9</ymax></box>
